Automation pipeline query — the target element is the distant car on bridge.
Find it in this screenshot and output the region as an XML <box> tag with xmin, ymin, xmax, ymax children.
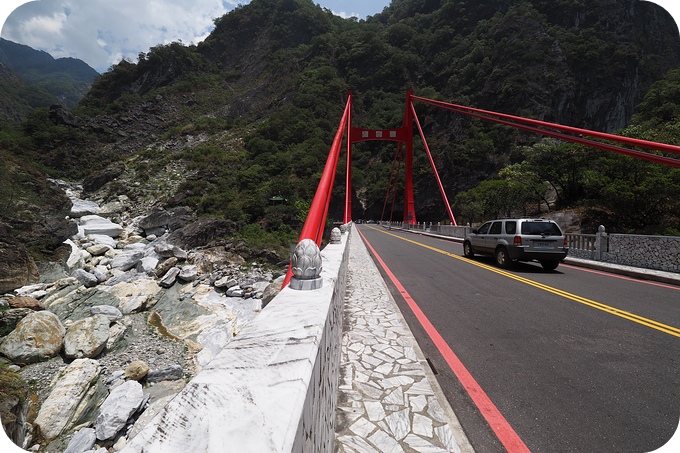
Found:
<box><xmin>463</xmin><ymin>218</ymin><xmax>569</xmax><ymax>270</ymax></box>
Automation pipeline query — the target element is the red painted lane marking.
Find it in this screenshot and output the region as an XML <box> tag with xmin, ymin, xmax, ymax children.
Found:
<box><xmin>358</xmin><ymin>229</ymin><xmax>531</xmax><ymax>453</ymax></box>
<box><xmin>560</xmin><ymin>264</ymin><xmax>680</xmax><ymax>291</ymax></box>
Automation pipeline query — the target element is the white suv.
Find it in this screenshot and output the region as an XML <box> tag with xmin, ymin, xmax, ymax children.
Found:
<box><xmin>463</xmin><ymin>218</ymin><xmax>569</xmax><ymax>270</ymax></box>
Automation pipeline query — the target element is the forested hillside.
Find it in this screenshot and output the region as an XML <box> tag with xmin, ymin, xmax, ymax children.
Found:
<box><xmin>0</xmin><ymin>38</ymin><xmax>99</xmax><ymax>110</ymax></box>
<box><xmin>2</xmin><ymin>0</ymin><xmax>680</xmax><ymax>263</ymax></box>
<box><xmin>0</xmin><ymin>62</ymin><xmax>59</xmax><ymax>121</ymax></box>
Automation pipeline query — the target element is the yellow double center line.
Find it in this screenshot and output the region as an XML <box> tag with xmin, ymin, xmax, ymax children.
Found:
<box><xmin>373</xmin><ymin>227</ymin><xmax>680</xmax><ymax>338</ymax></box>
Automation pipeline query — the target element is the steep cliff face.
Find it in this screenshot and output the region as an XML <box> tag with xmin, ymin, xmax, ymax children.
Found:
<box><xmin>536</xmin><ymin>0</ymin><xmax>680</xmax><ymax>131</ymax></box>
<box><xmin>393</xmin><ymin>0</ymin><xmax>680</xmax><ymax>132</ymax></box>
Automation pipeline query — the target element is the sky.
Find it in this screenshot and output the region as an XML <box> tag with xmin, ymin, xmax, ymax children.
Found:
<box><xmin>0</xmin><ymin>0</ymin><xmax>391</xmax><ymax>73</ymax></box>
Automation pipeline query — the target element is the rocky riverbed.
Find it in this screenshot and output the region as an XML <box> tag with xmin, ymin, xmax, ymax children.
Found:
<box><xmin>0</xmin><ymin>181</ymin><xmax>284</xmax><ymax>452</ymax></box>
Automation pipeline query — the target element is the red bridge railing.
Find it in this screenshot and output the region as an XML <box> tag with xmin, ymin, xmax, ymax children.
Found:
<box><xmin>281</xmin><ymin>94</ymin><xmax>352</xmax><ymax>288</ymax></box>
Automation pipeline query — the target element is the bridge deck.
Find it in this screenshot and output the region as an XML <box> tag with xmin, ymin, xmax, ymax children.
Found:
<box><xmin>335</xmin><ymin>229</ymin><xmax>473</xmax><ymax>452</ymax></box>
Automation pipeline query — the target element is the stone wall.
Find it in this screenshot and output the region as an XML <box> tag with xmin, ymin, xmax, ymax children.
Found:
<box><xmin>121</xmin><ymin>228</ymin><xmax>351</xmax><ymax>453</ymax></box>
<box><xmin>604</xmin><ymin>234</ymin><xmax>680</xmax><ymax>273</ymax></box>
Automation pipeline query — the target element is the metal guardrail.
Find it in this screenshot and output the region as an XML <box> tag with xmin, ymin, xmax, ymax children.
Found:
<box><xmin>382</xmin><ymin>221</ymin><xmax>470</xmax><ymax>239</ymax></box>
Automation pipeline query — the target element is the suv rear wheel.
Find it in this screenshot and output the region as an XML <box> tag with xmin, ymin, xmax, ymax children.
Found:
<box><xmin>495</xmin><ymin>246</ymin><xmax>510</xmax><ymax>268</ymax></box>
<box><xmin>463</xmin><ymin>241</ymin><xmax>475</xmax><ymax>258</ymax></box>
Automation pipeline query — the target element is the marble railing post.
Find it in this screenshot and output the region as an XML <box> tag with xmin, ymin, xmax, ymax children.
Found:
<box><xmin>595</xmin><ymin>225</ymin><xmax>607</xmax><ymax>261</ymax></box>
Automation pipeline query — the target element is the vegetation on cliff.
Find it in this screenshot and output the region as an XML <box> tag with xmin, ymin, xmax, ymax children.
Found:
<box><xmin>0</xmin><ymin>38</ymin><xmax>99</xmax><ymax>111</ymax></box>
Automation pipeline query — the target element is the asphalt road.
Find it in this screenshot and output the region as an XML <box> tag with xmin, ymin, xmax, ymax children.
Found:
<box><xmin>356</xmin><ymin>225</ymin><xmax>680</xmax><ymax>453</ymax></box>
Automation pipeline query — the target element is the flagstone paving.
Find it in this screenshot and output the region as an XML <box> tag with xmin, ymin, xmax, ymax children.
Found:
<box><xmin>335</xmin><ymin>230</ymin><xmax>474</xmax><ymax>453</ymax></box>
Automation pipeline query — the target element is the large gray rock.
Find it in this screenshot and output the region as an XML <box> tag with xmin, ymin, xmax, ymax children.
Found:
<box><xmin>146</xmin><ymin>365</ymin><xmax>184</xmax><ymax>383</ymax></box>
<box><xmin>0</xmin><ymin>311</ymin><xmax>65</xmax><ymax>364</ymax></box>
<box><xmin>154</xmin><ymin>257</ymin><xmax>178</xmax><ymax>278</ymax></box>
<box><xmin>95</xmin><ymin>380</ymin><xmax>145</xmax><ymax>440</ymax></box>
<box><xmin>40</xmin><ymin>281</ymin><xmax>120</xmax><ymax>323</ymax></box>
<box><xmin>73</xmin><ymin>269</ymin><xmax>99</xmax><ymax>288</ymax></box>
<box><xmin>136</xmin><ymin>256</ymin><xmax>159</xmax><ymax>275</ymax></box>
<box><xmin>92</xmin><ymin>265</ymin><xmax>109</xmax><ymax>283</ymax></box>
<box><xmin>226</xmin><ymin>286</ymin><xmax>243</xmax><ymax>297</ymax></box>
<box><xmin>70</xmin><ymin>198</ymin><xmax>100</xmax><ymax>218</ymax></box>
<box><xmin>64</xmin><ymin>314</ymin><xmax>110</xmax><ymax>359</ymax></box>
<box><xmin>139</xmin><ymin>210</ymin><xmax>172</xmax><ymax>231</ymax></box>
<box><xmin>100</xmin><ymin>277</ymin><xmax>159</xmax><ymax>314</ymax></box>
<box><xmin>90</xmin><ymin>305</ymin><xmax>122</xmax><ymax>323</ymax></box>
<box><xmin>0</xmin><ymin>223</ymin><xmax>39</xmax><ymax>293</ymax></box>
<box><xmin>154</xmin><ymin>241</ymin><xmax>187</xmax><ymax>260</ymax></box>
<box><xmin>34</xmin><ymin>359</ymin><xmax>101</xmax><ymax>440</ymax></box>
<box><xmin>167</xmin><ymin>216</ymin><xmax>236</xmax><ymax>249</ymax></box>
<box><xmin>111</xmin><ymin>251</ymin><xmax>144</xmax><ymax>271</ymax></box>
<box><xmin>79</xmin><ymin>215</ymin><xmax>123</xmax><ymax>238</ymax></box>
<box><xmin>64</xmin><ymin>427</ymin><xmax>97</xmax><ymax>453</ymax></box>
<box><xmin>214</xmin><ymin>276</ymin><xmax>237</xmax><ymax>289</ymax></box>
<box><xmin>88</xmin><ymin>234</ymin><xmax>117</xmax><ymax>248</ymax></box>
<box><xmin>86</xmin><ymin>244</ymin><xmax>111</xmax><ymax>257</ymax></box>
<box><xmin>49</xmin><ymin>104</ymin><xmax>78</xmax><ymax>126</ymax></box>
<box><xmin>0</xmin><ymin>308</ymin><xmax>33</xmax><ymax>336</ymax></box>
<box><xmin>159</xmin><ymin>267</ymin><xmax>180</xmax><ymax>288</ymax></box>
<box><xmin>178</xmin><ymin>265</ymin><xmax>198</xmax><ymax>282</ymax></box>
<box><xmin>261</xmin><ymin>281</ymin><xmax>281</xmax><ymax>308</ymax></box>
<box><xmin>125</xmin><ymin>380</ymin><xmax>185</xmax><ymax>440</ymax></box>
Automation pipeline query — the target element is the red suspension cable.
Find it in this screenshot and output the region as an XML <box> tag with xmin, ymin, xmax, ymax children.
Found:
<box><xmin>412</xmin><ymin>95</ymin><xmax>680</xmax><ymax>156</ymax></box>
<box><xmin>437</xmin><ymin>103</ymin><xmax>680</xmax><ymax>168</ymax></box>
<box><xmin>410</xmin><ymin>101</ymin><xmax>458</xmax><ymax>226</ymax></box>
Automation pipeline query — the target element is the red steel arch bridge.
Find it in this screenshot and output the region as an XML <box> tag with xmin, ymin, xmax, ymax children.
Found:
<box><xmin>282</xmin><ymin>91</ymin><xmax>680</xmax><ymax>287</ymax></box>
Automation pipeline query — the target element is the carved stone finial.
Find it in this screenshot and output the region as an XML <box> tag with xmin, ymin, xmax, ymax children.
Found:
<box><xmin>290</xmin><ymin>239</ymin><xmax>323</xmax><ymax>290</ymax></box>
<box><xmin>340</xmin><ymin>223</ymin><xmax>348</xmax><ymax>234</ymax></box>
<box><xmin>330</xmin><ymin>227</ymin><xmax>342</xmax><ymax>244</ymax></box>
<box><xmin>598</xmin><ymin>225</ymin><xmax>606</xmax><ymax>234</ymax></box>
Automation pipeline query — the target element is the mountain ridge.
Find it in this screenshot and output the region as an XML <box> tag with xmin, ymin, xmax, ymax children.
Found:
<box><xmin>0</xmin><ymin>38</ymin><xmax>99</xmax><ymax>110</ymax></box>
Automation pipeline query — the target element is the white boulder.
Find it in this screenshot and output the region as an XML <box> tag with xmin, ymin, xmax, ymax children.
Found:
<box><xmin>79</xmin><ymin>215</ymin><xmax>124</xmax><ymax>238</ymax></box>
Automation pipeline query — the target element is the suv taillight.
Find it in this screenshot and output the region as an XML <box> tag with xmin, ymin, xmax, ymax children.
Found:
<box><xmin>564</xmin><ymin>237</ymin><xmax>567</xmax><ymax>247</ymax></box>
<box><xmin>514</xmin><ymin>235</ymin><xmax>522</xmax><ymax>246</ymax></box>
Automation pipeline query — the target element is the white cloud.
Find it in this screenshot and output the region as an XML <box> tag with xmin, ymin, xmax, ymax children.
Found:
<box><xmin>1</xmin><ymin>0</ymin><xmax>236</xmax><ymax>72</ymax></box>
<box><xmin>0</xmin><ymin>1</ymin><xmax>393</xmax><ymax>73</ymax></box>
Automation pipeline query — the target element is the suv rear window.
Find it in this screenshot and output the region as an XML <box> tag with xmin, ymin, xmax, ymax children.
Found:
<box><xmin>521</xmin><ymin>221</ymin><xmax>562</xmax><ymax>236</ymax></box>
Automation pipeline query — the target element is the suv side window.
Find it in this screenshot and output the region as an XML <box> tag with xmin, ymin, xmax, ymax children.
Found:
<box><xmin>477</xmin><ymin>222</ymin><xmax>492</xmax><ymax>234</ymax></box>
<box><xmin>505</xmin><ymin>221</ymin><xmax>517</xmax><ymax>235</ymax></box>
<box><xmin>489</xmin><ymin>221</ymin><xmax>502</xmax><ymax>234</ymax></box>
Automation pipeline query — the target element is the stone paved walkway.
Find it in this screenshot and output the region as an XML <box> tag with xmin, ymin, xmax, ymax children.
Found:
<box><xmin>335</xmin><ymin>229</ymin><xmax>473</xmax><ymax>453</ymax></box>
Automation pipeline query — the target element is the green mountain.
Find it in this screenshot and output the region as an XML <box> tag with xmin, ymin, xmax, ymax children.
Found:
<box><xmin>0</xmin><ymin>38</ymin><xmax>99</xmax><ymax>110</ymax></box>
<box><xmin>2</xmin><ymin>0</ymin><xmax>680</xmax><ymax>262</ymax></box>
<box><xmin>0</xmin><ymin>61</ymin><xmax>59</xmax><ymax>121</ymax></box>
